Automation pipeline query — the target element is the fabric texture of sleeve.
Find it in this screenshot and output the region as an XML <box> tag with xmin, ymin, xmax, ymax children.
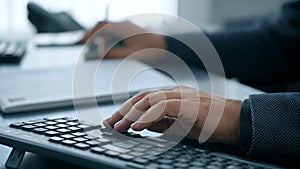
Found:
<box><xmin>247</xmin><ymin>92</ymin><xmax>300</xmax><ymax>159</ymax></box>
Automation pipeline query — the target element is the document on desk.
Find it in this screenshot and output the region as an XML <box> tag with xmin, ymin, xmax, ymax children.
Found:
<box><xmin>0</xmin><ymin>59</ymin><xmax>176</xmax><ymax>113</ymax></box>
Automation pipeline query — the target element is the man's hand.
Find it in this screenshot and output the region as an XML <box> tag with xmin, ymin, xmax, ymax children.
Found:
<box><xmin>104</xmin><ymin>86</ymin><xmax>242</xmax><ymax>145</ymax></box>
<box><xmin>81</xmin><ymin>21</ymin><xmax>167</xmax><ymax>60</ymax></box>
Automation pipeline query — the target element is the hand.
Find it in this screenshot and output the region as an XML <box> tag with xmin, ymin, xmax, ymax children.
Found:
<box><xmin>104</xmin><ymin>86</ymin><xmax>242</xmax><ymax>145</ymax></box>
<box><xmin>81</xmin><ymin>21</ymin><xmax>167</xmax><ymax>60</ymax></box>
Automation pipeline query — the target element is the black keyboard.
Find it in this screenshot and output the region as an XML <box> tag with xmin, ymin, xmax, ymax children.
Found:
<box><xmin>0</xmin><ymin>117</ymin><xmax>282</xmax><ymax>169</ymax></box>
<box><xmin>0</xmin><ymin>39</ymin><xmax>27</xmax><ymax>64</ymax></box>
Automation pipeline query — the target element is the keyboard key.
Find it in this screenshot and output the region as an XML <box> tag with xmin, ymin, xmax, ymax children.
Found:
<box><xmin>144</xmin><ymin>155</ymin><xmax>160</xmax><ymax>161</ymax></box>
<box><xmin>102</xmin><ymin>144</ymin><xmax>130</xmax><ymax>153</ymax></box>
<box><xmin>72</xmin><ymin>132</ymin><xmax>87</xmax><ymax>137</ymax></box>
<box><xmin>66</xmin><ymin>122</ymin><xmax>79</xmax><ymax>126</ymax></box>
<box><xmin>102</xmin><ymin>131</ymin><xmax>114</xmax><ymax>136</ymax></box>
<box><xmin>191</xmin><ymin>161</ymin><xmax>206</xmax><ymax>167</ymax></box>
<box><xmin>65</xmin><ymin>117</ymin><xmax>78</xmax><ymax>122</ymax></box>
<box><xmin>86</xmin><ymin>140</ymin><xmax>100</xmax><ymax>147</ymax></box>
<box><xmin>113</xmin><ymin>140</ymin><xmax>139</xmax><ymax>148</ymax></box>
<box><xmin>33</xmin><ymin>128</ymin><xmax>48</xmax><ymax>134</ymax></box>
<box><xmin>45</xmin><ymin>126</ymin><xmax>59</xmax><ymax>130</ymax></box>
<box><xmin>210</xmin><ymin>161</ymin><xmax>226</xmax><ymax>167</ymax></box>
<box><xmin>62</xmin><ymin>140</ymin><xmax>76</xmax><ymax>146</ymax></box>
<box><xmin>45</xmin><ymin>121</ymin><xmax>58</xmax><ymax>125</ymax></box>
<box><xmin>9</xmin><ymin>122</ymin><xmax>24</xmax><ymax>129</ymax></box>
<box><xmin>56</xmin><ymin>124</ymin><xmax>69</xmax><ymax>128</ymax></box>
<box><xmin>74</xmin><ymin>143</ymin><xmax>90</xmax><ymax>150</ymax></box>
<box><xmin>34</xmin><ymin>123</ymin><xmax>47</xmax><ymax>127</ymax></box>
<box><xmin>21</xmin><ymin>125</ymin><xmax>37</xmax><ymax>131</ymax></box>
<box><xmin>157</xmin><ymin>159</ymin><xmax>172</xmax><ymax>164</ymax></box>
<box><xmin>138</xmin><ymin>144</ymin><xmax>153</xmax><ymax>149</ymax></box>
<box><xmin>56</xmin><ymin>128</ymin><xmax>71</xmax><ymax>134</ymax></box>
<box><xmin>45</xmin><ymin>131</ymin><xmax>60</xmax><ymax>136</ymax></box>
<box><xmin>61</xmin><ymin>134</ymin><xmax>75</xmax><ymax>139</ymax></box>
<box><xmin>146</xmin><ymin>150</ymin><xmax>159</xmax><ymax>156</ymax></box>
<box><xmin>119</xmin><ymin>154</ymin><xmax>134</xmax><ymax>161</ymax></box>
<box><xmin>84</xmin><ymin>135</ymin><xmax>98</xmax><ymax>140</ymax></box>
<box><xmin>91</xmin><ymin>147</ymin><xmax>106</xmax><ymax>154</ymax></box>
<box><xmin>23</xmin><ymin>121</ymin><xmax>37</xmax><ymax>125</ymax></box>
<box><xmin>68</xmin><ymin>126</ymin><xmax>82</xmax><ymax>132</ymax></box>
<box><xmin>129</xmin><ymin>151</ymin><xmax>144</xmax><ymax>157</ymax></box>
<box><xmin>49</xmin><ymin>136</ymin><xmax>64</xmax><ymax>143</ymax></box>
<box><xmin>132</xmin><ymin>146</ymin><xmax>147</xmax><ymax>152</ymax></box>
<box><xmin>73</xmin><ymin>137</ymin><xmax>88</xmax><ymax>143</ymax></box>
<box><xmin>77</xmin><ymin>124</ymin><xmax>91</xmax><ymax>130</ymax></box>
<box><xmin>132</xmin><ymin>158</ymin><xmax>149</xmax><ymax>165</ymax></box>
<box><xmin>175</xmin><ymin>157</ymin><xmax>191</xmax><ymax>163</ymax></box>
<box><xmin>105</xmin><ymin>150</ymin><xmax>120</xmax><ymax>157</ymax></box>
<box><xmin>97</xmin><ymin>138</ymin><xmax>112</xmax><ymax>145</ymax></box>
<box><xmin>160</xmin><ymin>154</ymin><xmax>175</xmax><ymax>159</ymax></box>
<box><xmin>147</xmin><ymin>137</ymin><xmax>167</xmax><ymax>143</ymax></box>
<box><xmin>173</xmin><ymin>163</ymin><xmax>189</xmax><ymax>168</ymax></box>
<box><xmin>55</xmin><ymin>119</ymin><xmax>68</xmax><ymax>123</ymax></box>
<box><xmin>158</xmin><ymin>164</ymin><xmax>173</xmax><ymax>169</ymax></box>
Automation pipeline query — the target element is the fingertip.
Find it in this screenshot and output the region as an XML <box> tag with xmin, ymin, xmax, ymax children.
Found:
<box><xmin>102</xmin><ymin>118</ymin><xmax>111</xmax><ymax>127</ymax></box>
<box><xmin>130</xmin><ymin>122</ymin><xmax>140</xmax><ymax>130</ymax></box>
<box><xmin>131</xmin><ymin>122</ymin><xmax>148</xmax><ymax>131</ymax></box>
<box><xmin>113</xmin><ymin>121</ymin><xmax>127</xmax><ymax>133</ymax></box>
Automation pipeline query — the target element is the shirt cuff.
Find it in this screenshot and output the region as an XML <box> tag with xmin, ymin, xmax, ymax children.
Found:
<box><xmin>239</xmin><ymin>99</ymin><xmax>253</xmax><ymax>152</ymax></box>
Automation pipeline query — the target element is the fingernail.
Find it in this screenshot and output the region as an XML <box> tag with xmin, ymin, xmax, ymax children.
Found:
<box><xmin>131</xmin><ymin>122</ymin><xmax>139</xmax><ymax>129</ymax></box>
<box><xmin>114</xmin><ymin>121</ymin><xmax>122</xmax><ymax>129</ymax></box>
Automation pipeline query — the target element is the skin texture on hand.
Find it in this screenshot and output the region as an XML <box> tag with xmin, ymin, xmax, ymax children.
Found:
<box><xmin>104</xmin><ymin>86</ymin><xmax>242</xmax><ymax>145</ymax></box>
<box><xmin>81</xmin><ymin>21</ymin><xmax>167</xmax><ymax>60</ymax></box>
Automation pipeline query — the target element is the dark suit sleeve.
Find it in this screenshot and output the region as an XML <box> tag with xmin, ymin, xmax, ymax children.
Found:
<box><xmin>239</xmin><ymin>93</ymin><xmax>300</xmax><ymax>159</ymax></box>
<box><xmin>165</xmin><ymin>0</ymin><xmax>300</xmax><ymax>85</ymax></box>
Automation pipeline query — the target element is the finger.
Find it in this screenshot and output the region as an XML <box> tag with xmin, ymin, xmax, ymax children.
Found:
<box><xmin>129</xmin><ymin>99</ymin><xmax>181</xmax><ymax>131</ymax></box>
<box><xmin>113</xmin><ymin>90</ymin><xmax>184</xmax><ymax>132</ymax></box>
<box><xmin>104</xmin><ymin>91</ymin><xmax>151</xmax><ymax>126</ymax></box>
<box><xmin>128</xmin><ymin>90</ymin><xmax>182</xmax><ymax>115</ymax></box>
<box><xmin>132</xmin><ymin>99</ymin><xmax>200</xmax><ymax>131</ymax></box>
<box><xmin>81</xmin><ymin>21</ymin><xmax>109</xmax><ymax>43</ymax></box>
<box><xmin>104</xmin><ymin>47</ymin><xmax>135</xmax><ymax>58</ymax></box>
<box><xmin>108</xmin><ymin>86</ymin><xmax>187</xmax><ymax>131</ymax></box>
<box><xmin>105</xmin><ymin>88</ymin><xmax>178</xmax><ymax>125</ymax></box>
<box><xmin>116</xmin><ymin>89</ymin><xmax>181</xmax><ymax>124</ymax></box>
<box><xmin>145</xmin><ymin>117</ymin><xmax>176</xmax><ymax>133</ymax></box>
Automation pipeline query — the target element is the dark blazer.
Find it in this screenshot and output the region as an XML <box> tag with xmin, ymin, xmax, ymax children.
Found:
<box><xmin>165</xmin><ymin>0</ymin><xmax>300</xmax><ymax>160</ymax></box>
<box><xmin>166</xmin><ymin>0</ymin><xmax>300</xmax><ymax>92</ymax></box>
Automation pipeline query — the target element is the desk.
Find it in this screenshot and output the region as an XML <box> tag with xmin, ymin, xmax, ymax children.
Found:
<box><xmin>0</xmin><ymin>45</ymin><xmax>263</xmax><ymax>169</ymax></box>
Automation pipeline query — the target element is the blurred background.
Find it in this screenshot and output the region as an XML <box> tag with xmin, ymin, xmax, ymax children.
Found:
<box><xmin>0</xmin><ymin>0</ymin><xmax>285</xmax><ymax>35</ymax></box>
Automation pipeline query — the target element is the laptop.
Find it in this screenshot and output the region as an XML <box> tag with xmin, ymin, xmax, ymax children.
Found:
<box><xmin>0</xmin><ymin>59</ymin><xmax>175</xmax><ymax>113</ymax></box>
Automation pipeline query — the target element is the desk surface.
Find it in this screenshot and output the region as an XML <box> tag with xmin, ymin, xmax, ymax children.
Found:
<box><xmin>0</xmin><ymin>45</ymin><xmax>264</xmax><ymax>169</ymax></box>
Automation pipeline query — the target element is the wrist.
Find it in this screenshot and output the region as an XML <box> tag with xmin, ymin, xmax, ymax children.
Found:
<box><xmin>215</xmin><ymin>99</ymin><xmax>242</xmax><ymax>145</ymax></box>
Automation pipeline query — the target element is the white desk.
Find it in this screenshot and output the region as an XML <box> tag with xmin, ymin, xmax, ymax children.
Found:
<box><xmin>0</xmin><ymin>45</ymin><xmax>263</xmax><ymax>169</ymax></box>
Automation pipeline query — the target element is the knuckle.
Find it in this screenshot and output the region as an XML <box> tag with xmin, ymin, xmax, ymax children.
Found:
<box><xmin>168</xmin><ymin>99</ymin><xmax>180</xmax><ymax>106</ymax></box>
<box><xmin>156</xmin><ymin>100</ymin><xmax>168</xmax><ymax>108</ymax></box>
